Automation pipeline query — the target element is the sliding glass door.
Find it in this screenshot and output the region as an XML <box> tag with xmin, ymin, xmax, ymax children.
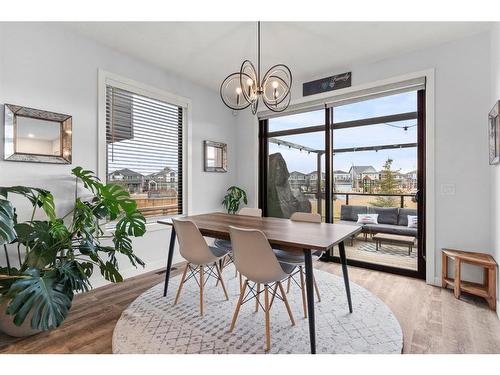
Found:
<box><xmin>259</xmin><ymin>88</ymin><xmax>426</xmax><ymax>279</ymax></box>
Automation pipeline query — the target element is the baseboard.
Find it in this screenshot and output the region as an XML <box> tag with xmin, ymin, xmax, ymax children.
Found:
<box><xmin>433</xmin><ymin>276</ymin><xmax>441</xmax><ymax>287</ymax></box>
<box><xmin>89</xmin><ymin>259</ymin><xmax>168</xmax><ymax>289</ymax></box>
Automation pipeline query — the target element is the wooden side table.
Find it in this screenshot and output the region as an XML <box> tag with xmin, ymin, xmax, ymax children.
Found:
<box><xmin>442</xmin><ymin>248</ymin><xmax>497</xmax><ymax>311</ymax></box>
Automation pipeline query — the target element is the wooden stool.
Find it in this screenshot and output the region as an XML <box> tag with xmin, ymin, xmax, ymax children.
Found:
<box><xmin>441</xmin><ymin>248</ymin><xmax>497</xmax><ymax>311</ymax></box>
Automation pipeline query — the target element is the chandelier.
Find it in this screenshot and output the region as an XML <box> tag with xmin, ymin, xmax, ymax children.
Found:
<box><xmin>220</xmin><ymin>22</ymin><xmax>292</xmax><ymax>115</ymax></box>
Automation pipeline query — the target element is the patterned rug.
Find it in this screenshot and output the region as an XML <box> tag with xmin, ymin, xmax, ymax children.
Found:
<box><xmin>112</xmin><ymin>267</ymin><xmax>403</xmax><ymax>354</ymax></box>
<box><xmin>358</xmin><ymin>242</ymin><xmax>417</xmax><ymax>258</ymax></box>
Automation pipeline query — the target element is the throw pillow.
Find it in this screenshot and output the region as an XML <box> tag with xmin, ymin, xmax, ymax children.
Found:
<box><xmin>357</xmin><ymin>214</ymin><xmax>378</xmax><ymax>224</ymax></box>
<box><xmin>407</xmin><ymin>215</ymin><xmax>418</xmax><ymax>228</ymax></box>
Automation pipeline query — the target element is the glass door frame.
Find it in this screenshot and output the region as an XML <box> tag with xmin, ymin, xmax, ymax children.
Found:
<box><xmin>258</xmin><ymin>89</ymin><xmax>426</xmax><ymax>280</ymax></box>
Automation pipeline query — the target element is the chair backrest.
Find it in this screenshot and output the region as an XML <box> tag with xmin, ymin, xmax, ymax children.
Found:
<box><xmin>172</xmin><ymin>219</ymin><xmax>216</xmax><ymax>265</ymax></box>
<box><xmin>229</xmin><ymin>226</ymin><xmax>288</xmax><ymax>284</ymax></box>
<box><xmin>238</xmin><ymin>207</ymin><xmax>262</xmax><ymax>217</ymax></box>
<box><xmin>290</xmin><ymin>212</ymin><xmax>321</xmax><ymax>223</ymax></box>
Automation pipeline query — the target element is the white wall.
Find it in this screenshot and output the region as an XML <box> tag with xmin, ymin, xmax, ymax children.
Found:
<box><xmin>0</xmin><ymin>23</ymin><xmax>237</xmax><ymax>285</ymax></box>
<box><xmin>236</xmin><ymin>31</ymin><xmax>492</xmax><ymax>285</ymax></box>
<box><xmin>490</xmin><ymin>24</ymin><xmax>500</xmax><ymax>316</ymax></box>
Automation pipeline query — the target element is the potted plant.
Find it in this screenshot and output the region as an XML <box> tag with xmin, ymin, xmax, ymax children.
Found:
<box><xmin>0</xmin><ymin>167</ymin><xmax>146</xmax><ymax>337</ymax></box>
<box><xmin>221</xmin><ymin>186</ymin><xmax>248</xmax><ymax>214</ymax></box>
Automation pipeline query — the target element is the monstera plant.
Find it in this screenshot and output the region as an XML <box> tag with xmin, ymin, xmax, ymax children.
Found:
<box><xmin>0</xmin><ymin>167</ymin><xmax>146</xmax><ymax>333</ymax></box>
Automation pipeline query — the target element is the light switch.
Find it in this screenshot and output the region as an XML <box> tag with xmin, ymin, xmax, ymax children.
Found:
<box><xmin>440</xmin><ymin>183</ymin><xmax>456</xmax><ymax>195</ymax></box>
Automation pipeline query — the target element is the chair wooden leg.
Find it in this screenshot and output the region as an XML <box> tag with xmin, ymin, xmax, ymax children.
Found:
<box><xmin>229</xmin><ymin>280</ymin><xmax>248</xmax><ymax>332</ymax></box>
<box><xmin>286</xmin><ymin>275</ymin><xmax>292</xmax><ymax>293</ymax></box>
<box><xmin>199</xmin><ymin>265</ymin><xmax>204</xmax><ymax>316</ymax></box>
<box><xmin>264</xmin><ymin>285</ymin><xmax>271</xmax><ymax>352</ymax></box>
<box><xmin>269</xmin><ymin>282</ymin><xmax>279</xmax><ymax>309</ymax></box>
<box><xmin>255</xmin><ymin>283</ymin><xmax>261</xmax><ymax>312</ymax></box>
<box><xmin>299</xmin><ymin>266</ymin><xmax>308</xmax><ymax>318</ymax></box>
<box><xmin>174</xmin><ymin>263</ymin><xmax>190</xmax><ymax>305</ymax></box>
<box><xmin>215</xmin><ymin>262</ymin><xmax>229</xmax><ymax>300</ymax></box>
<box><xmin>278</xmin><ymin>281</ymin><xmax>295</xmax><ymax>326</ymax></box>
<box><xmin>313</xmin><ymin>276</ymin><xmax>321</xmax><ymax>303</ymax></box>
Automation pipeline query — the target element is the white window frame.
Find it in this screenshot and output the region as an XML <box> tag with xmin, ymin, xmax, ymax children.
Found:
<box><xmin>97</xmin><ymin>69</ymin><xmax>193</xmax><ymax>218</ymax></box>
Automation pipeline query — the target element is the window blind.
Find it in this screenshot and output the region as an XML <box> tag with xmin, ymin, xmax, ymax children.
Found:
<box><xmin>106</xmin><ymin>85</ymin><xmax>183</xmax><ymax>217</ymax></box>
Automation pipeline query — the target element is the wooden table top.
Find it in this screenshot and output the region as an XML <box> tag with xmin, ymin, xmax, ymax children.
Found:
<box><xmin>158</xmin><ymin>212</ymin><xmax>362</xmax><ymax>252</ymax></box>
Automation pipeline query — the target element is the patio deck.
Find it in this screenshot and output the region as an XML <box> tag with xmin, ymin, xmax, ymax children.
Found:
<box><xmin>330</xmin><ymin>234</ymin><xmax>417</xmax><ymax>271</ymax></box>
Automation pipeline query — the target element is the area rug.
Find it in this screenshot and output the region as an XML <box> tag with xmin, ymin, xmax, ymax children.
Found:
<box><xmin>358</xmin><ymin>242</ymin><xmax>417</xmax><ymax>259</ymax></box>
<box><xmin>112</xmin><ymin>268</ymin><xmax>403</xmax><ymax>354</ymax></box>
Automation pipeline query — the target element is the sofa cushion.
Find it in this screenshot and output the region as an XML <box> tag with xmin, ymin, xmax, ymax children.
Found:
<box><xmin>367</xmin><ymin>207</ymin><xmax>399</xmax><ymax>225</ymax></box>
<box><xmin>398</xmin><ymin>208</ymin><xmax>418</xmax><ymax>226</ymax></box>
<box><xmin>363</xmin><ymin>223</ymin><xmax>417</xmax><ymax>237</ymax></box>
<box><xmin>340</xmin><ymin>205</ymin><xmax>367</xmax><ymax>222</ymax></box>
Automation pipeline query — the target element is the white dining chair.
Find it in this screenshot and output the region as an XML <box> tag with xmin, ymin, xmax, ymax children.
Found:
<box><xmin>215</xmin><ymin>207</ymin><xmax>262</xmax><ymax>288</ymax></box>
<box><xmin>228</xmin><ymin>226</ymin><xmax>296</xmax><ymax>352</ymax></box>
<box><xmin>172</xmin><ymin>219</ymin><xmax>230</xmax><ymax>316</ymax></box>
<box><xmin>273</xmin><ymin>212</ymin><xmax>322</xmax><ymax>318</ymax></box>
<box><xmin>237</xmin><ymin>207</ymin><xmax>262</xmax><ymax>216</ymax></box>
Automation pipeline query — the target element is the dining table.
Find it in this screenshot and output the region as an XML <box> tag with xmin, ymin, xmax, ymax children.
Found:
<box><xmin>158</xmin><ymin>212</ymin><xmax>362</xmax><ymax>354</ymax></box>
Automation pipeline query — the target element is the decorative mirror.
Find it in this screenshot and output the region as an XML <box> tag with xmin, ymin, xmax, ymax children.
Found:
<box><xmin>4</xmin><ymin>104</ymin><xmax>72</xmax><ymax>164</ymax></box>
<box><xmin>204</xmin><ymin>140</ymin><xmax>227</xmax><ymax>172</ymax></box>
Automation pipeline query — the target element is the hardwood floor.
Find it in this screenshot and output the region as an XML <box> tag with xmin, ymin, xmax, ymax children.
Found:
<box><xmin>1</xmin><ymin>261</ymin><xmax>499</xmax><ymax>354</ymax></box>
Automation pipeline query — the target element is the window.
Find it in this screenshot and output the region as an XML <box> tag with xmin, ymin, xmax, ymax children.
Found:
<box><xmin>105</xmin><ymin>84</ymin><xmax>184</xmax><ymax>218</ymax></box>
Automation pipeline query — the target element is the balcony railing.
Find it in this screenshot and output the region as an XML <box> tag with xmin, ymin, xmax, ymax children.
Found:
<box><xmin>339</xmin><ymin>192</ymin><xmax>416</xmax><ymax>208</ymax></box>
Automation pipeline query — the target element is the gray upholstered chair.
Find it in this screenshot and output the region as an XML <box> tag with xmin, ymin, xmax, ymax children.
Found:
<box><xmin>228</xmin><ymin>226</ymin><xmax>295</xmax><ymax>352</ymax></box>
<box><xmin>273</xmin><ymin>212</ymin><xmax>322</xmax><ymax>318</ymax></box>
<box><xmin>172</xmin><ymin>219</ymin><xmax>230</xmax><ymax>316</ymax></box>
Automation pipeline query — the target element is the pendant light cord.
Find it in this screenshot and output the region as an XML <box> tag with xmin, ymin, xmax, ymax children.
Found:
<box><xmin>257</xmin><ymin>21</ymin><xmax>261</xmax><ymax>86</ymax></box>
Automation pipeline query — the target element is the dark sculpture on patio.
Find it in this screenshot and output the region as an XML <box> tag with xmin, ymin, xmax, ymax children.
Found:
<box><xmin>267</xmin><ymin>152</ymin><xmax>311</xmax><ymax>218</ymax></box>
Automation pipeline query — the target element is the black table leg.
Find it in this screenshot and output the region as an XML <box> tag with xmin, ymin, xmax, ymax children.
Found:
<box><xmin>303</xmin><ymin>250</ymin><xmax>316</xmax><ymax>354</ymax></box>
<box><xmin>163</xmin><ymin>226</ymin><xmax>177</xmax><ymax>297</ymax></box>
<box><xmin>338</xmin><ymin>241</ymin><xmax>353</xmax><ymax>313</ymax></box>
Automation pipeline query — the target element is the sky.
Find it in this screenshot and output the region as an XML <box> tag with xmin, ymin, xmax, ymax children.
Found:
<box><xmin>269</xmin><ymin>91</ymin><xmax>418</xmax><ymax>174</ymax></box>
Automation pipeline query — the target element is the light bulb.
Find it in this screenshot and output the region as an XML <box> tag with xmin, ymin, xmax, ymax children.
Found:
<box><xmin>235</xmin><ymin>87</ymin><xmax>242</xmax><ymax>94</ymax></box>
<box><xmin>271</xmin><ymin>81</ymin><xmax>279</xmax><ymax>89</ymax></box>
<box><xmin>246</xmin><ymin>78</ymin><xmax>253</xmax><ymax>86</ymax></box>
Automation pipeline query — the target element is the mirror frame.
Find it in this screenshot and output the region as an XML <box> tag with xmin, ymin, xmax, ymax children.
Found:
<box><xmin>3</xmin><ymin>104</ymin><xmax>72</xmax><ymax>164</ymax></box>
<box><xmin>204</xmin><ymin>140</ymin><xmax>227</xmax><ymax>172</ymax></box>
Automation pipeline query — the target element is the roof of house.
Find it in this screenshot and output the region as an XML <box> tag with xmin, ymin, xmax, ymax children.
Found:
<box><xmin>333</xmin><ymin>170</ymin><xmax>348</xmax><ymax>174</ymax></box>
<box><xmin>306</xmin><ymin>171</ymin><xmax>326</xmax><ymax>176</ymax></box>
<box><xmin>147</xmin><ymin>166</ymin><xmax>176</xmax><ymax>178</ymax></box>
<box><xmin>349</xmin><ymin>165</ymin><xmax>377</xmax><ymax>174</ymax></box>
<box><xmin>290</xmin><ymin>171</ymin><xmax>306</xmax><ymax>176</ymax></box>
<box><xmin>109</xmin><ymin>168</ymin><xmax>143</xmax><ymax>177</ymax></box>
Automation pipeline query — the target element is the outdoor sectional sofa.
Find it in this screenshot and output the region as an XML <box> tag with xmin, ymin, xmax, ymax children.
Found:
<box><xmin>338</xmin><ymin>205</ymin><xmax>417</xmax><ymax>238</ymax></box>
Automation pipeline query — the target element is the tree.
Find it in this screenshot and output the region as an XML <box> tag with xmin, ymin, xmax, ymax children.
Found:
<box><xmin>372</xmin><ymin>158</ymin><xmax>401</xmax><ymax>207</ymax></box>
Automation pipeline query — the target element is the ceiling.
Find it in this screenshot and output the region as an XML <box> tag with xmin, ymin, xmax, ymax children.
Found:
<box><xmin>64</xmin><ymin>22</ymin><xmax>492</xmax><ymax>91</ymax></box>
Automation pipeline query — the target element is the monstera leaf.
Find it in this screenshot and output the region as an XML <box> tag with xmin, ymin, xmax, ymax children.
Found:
<box><xmin>115</xmin><ymin>211</ymin><xmax>146</xmax><ymax>237</ymax></box>
<box><xmin>99</xmin><ymin>261</ymin><xmax>123</xmax><ymax>283</ymax></box>
<box><xmin>0</xmin><ymin>187</ymin><xmax>55</xmax><ymax>222</ymax></box>
<box><xmin>112</xmin><ymin>231</ymin><xmax>145</xmax><ymax>268</ymax></box>
<box><xmin>57</xmin><ymin>260</ymin><xmax>92</xmax><ymax>293</ymax></box>
<box><xmin>0</xmin><ymin>198</ymin><xmax>16</xmax><ymax>246</ymax></box>
<box><xmin>16</xmin><ymin>221</ymin><xmax>59</xmax><ymax>269</ymax></box>
<box><xmin>72</xmin><ymin>167</ymin><xmax>102</xmax><ymax>194</ymax></box>
<box><xmin>6</xmin><ymin>268</ymin><xmax>73</xmax><ymax>330</ymax></box>
<box><xmin>100</xmin><ymin>184</ymin><xmax>137</xmax><ymax>220</ymax></box>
